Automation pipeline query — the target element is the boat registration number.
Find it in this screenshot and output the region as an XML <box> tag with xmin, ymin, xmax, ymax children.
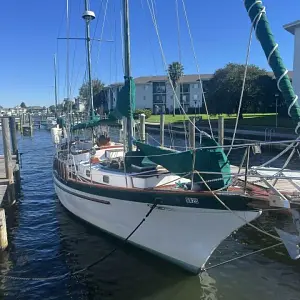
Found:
<box><xmin>185</xmin><ymin>197</ymin><xmax>199</xmax><ymax>204</ymax></box>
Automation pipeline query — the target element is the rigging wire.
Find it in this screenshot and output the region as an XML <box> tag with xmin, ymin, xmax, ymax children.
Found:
<box><xmin>226</xmin><ymin>6</ymin><xmax>260</xmax><ymax>156</ymax></box>
<box><xmin>66</xmin><ymin>0</ymin><xmax>71</xmax><ymax>102</ymax></box>
<box><xmin>146</xmin><ymin>0</ymin><xmax>208</xmax><ymax>143</ymax></box>
<box><xmin>180</xmin><ymin>0</ymin><xmax>214</xmax><ymax>139</ymax></box>
<box><xmin>120</xmin><ymin>7</ymin><xmax>125</xmax><ymax>75</ymax></box>
<box><xmin>175</xmin><ymin>0</ymin><xmax>182</xmax><ymax>63</ymax></box>
<box><xmin>94</xmin><ymin>0</ymin><xmax>109</xmax><ymax>78</ymax></box>
<box><xmin>140</xmin><ymin>0</ymin><xmax>158</xmax><ymax>75</ymax></box>
<box><xmin>70</xmin><ymin>0</ymin><xmax>83</xmax><ymax>100</ymax></box>
<box><xmin>146</xmin><ymin>0</ymin><xmax>190</xmax><ymax>147</ymax></box>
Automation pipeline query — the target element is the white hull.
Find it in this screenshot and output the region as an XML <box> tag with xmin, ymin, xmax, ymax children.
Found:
<box><xmin>54</xmin><ymin>175</ymin><xmax>261</xmax><ymax>273</ymax></box>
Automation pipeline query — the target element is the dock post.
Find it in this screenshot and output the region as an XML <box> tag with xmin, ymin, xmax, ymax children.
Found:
<box><xmin>160</xmin><ymin>113</ymin><xmax>165</xmax><ymax>147</ymax></box>
<box><xmin>139</xmin><ymin>114</ymin><xmax>146</xmax><ymax>142</ymax></box>
<box><xmin>244</xmin><ymin>146</ymin><xmax>250</xmax><ymax>192</ymax></box>
<box><xmin>189</xmin><ymin>117</ymin><xmax>196</xmax><ymax>149</ymax></box>
<box><xmin>9</xmin><ymin>117</ymin><xmax>18</xmax><ymax>156</ymax></box>
<box><xmin>218</xmin><ymin>115</ymin><xmax>224</xmax><ymax>146</ymax></box>
<box><xmin>29</xmin><ymin>114</ymin><xmax>33</xmax><ymax>136</ymax></box>
<box><xmin>2</xmin><ymin>118</ymin><xmax>13</xmax><ymax>184</ymax></box>
<box><xmin>20</xmin><ymin>114</ymin><xmax>24</xmax><ymax>135</ymax></box>
<box><xmin>0</xmin><ymin>208</ymin><xmax>8</xmax><ymax>250</ymax></box>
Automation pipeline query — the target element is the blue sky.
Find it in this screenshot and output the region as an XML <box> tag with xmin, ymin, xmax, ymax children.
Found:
<box><xmin>0</xmin><ymin>0</ymin><xmax>299</xmax><ymax>108</ymax></box>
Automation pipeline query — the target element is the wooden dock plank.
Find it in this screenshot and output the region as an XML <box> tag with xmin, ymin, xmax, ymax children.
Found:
<box><xmin>0</xmin><ymin>156</ymin><xmax>17</xmax><ymax>179</ymax></box>
<box><xmin>231</xmin><ymin>165</ymin><xmax>300</xmax><ymax>194</ymax></box>
<box><xmin>0</xmin><ymin>185</ymin><xmax>7</xmax><ymax>206</ymax></box>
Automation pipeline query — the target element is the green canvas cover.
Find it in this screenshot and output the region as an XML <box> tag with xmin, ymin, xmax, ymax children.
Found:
<box><xmin>134</xmin><ymin>137</ymin><xmax>231</xmax><ymax>190</ymax></box>
<box><xmin>115</xmin><ymin>76</ymin><xmax>136</xmax><ymax>119</ymax></box>
<box><xmin>71</xmin><ymin>117</ymin><xmax>119</xmax><ymax>131</ymax></box>
<box><xmin>244</xmin><ymin>0</ymin><xmax>300</xmax><ymax>124</ymax></box>
<box><xmin>71</xmin><ymin>76</ymin><xmax>135</xmax><ymax>132</ymax></box>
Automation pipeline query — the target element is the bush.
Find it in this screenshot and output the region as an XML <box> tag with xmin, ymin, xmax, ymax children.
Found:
<box><xmin>133</xmin><ymin>109</ymin><xmax>152</xmax><ymax>119</ymax></box>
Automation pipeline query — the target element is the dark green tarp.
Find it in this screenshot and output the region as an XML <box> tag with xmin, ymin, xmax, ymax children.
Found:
<box><xmin>71</xmin><ymin>117</ymin><xmax>119</xmax><ymax>131</ymax></box>
<box><xmin>134</xmin><ymin>137</ymin><xmax>231</xmax><ymax>190</ymax></box>
<box><xmin>115</xmin><ymin>76</ymin><xmax>136</xmax><ymax>119</ymax></box>
<box><xmin>71</xmin><ymin>76</ymin><xmax>135</xmax><ymax>131</ymax></box>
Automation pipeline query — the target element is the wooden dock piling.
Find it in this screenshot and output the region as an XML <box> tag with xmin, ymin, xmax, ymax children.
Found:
<box><xmin>218</xmin><ymin>115</ymin><xmax>224</xmax><ymax>146</ymax></box>
<box><xmin>189</xmin><ymin>117</ymin><xmax>196</xmax><ymax>149</ymax></box>
<box><xmin>0</xmin><ymin>117</ymin><xmax>20</xmax><ymax>205</ymax></box>
<box><xmin>2</xmin><ymin>118</ymin><xmax>13</xmax><ymax>184</ymax></box>
<box><xmin>139</xmin><ymin>114</ymin><xmax>146</xmax><ymax>142</ymax></box>
<box><xmin>0</xmin><ymin>208</ymin><xmax>8</xmax><ymax>250</ymax></box>
<box><xmin>160</xmin><ymin>113</ymin><xmax>165</xmax><ymax>147</ymax></box>
<box><xmin>0</xmin><ymin>117</ymin><xmax>21</xmax><ymax>250</ymax></box>
<box><xmin>9</xmin><ymin>117</ymin><xmax>18</xmax><ymax>156</ymax></box>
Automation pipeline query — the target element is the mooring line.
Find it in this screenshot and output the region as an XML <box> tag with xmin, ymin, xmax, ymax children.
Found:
<box><xmin>0</xmin><ymin>201</ymin><xmax>158</xmax><ymax>281</ymax></box>
<box><xmin>203</xmin><ymin>242</ymin><xmax>283</xmax><ymax>271</ymax></box>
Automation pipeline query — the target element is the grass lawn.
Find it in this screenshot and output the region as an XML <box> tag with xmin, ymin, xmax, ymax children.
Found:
<box><xmin>146</xmin><ymin>113</ymin><xmax>295</xmax><ymax>130</ymax></box>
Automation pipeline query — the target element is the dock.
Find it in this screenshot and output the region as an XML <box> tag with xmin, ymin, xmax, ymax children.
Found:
<box><xmin>0</xmin><ymin>117</ymin><xmax>20</xmax><ymax>204</ymax></box>
<box><xmin>231</xmin><ymin>165</ymin><xmax>300</xmax><ymax>207</ymax></box>
<box><xmin>0</xmin><ymin>117</ymin><xmax>21</xmax><ymax>250</ymax></box>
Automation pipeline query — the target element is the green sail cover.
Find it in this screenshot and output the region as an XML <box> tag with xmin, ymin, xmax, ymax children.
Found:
<box><xmin>244</xmin><ymin>0</ymin><xmax>300</xmax><ymax>124</ymax></box>
<box><xmin>71</xmin><ymin>76</ymin><xmax>135</xmax><ymax>131</ymax></box>
<box><xmin>115</xmin><ymin>76</ymin><xmax>136</xmax><ymax>119</ymax></box>
<box><xmin>134</xmin><ymin>138</ymin><xmax>231</xmax><ymax>190</ymax></box>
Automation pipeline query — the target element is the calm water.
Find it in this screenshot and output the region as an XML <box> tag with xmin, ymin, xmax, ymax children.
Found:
<box><xmin>0</xmin><ymin>129</ymin><xmax>300</xmax><ymax>300</ymax></box>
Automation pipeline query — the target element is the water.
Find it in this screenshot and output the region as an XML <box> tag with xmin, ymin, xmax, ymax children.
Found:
<box><xmin>0</xmin><ymin>129</ymin><xmax>300</xmax><ymax>299</ymax></box>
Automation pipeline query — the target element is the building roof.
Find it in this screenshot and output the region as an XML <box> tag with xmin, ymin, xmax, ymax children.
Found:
<box><xmin>134</xmin><ymin>74</ymin><xmax>213</xmax><ymax>84</ymax></box>
<box><xmin>284</xmin><ymin>20</ymin><xmax>300</xmax><ymax>34</ymax></box>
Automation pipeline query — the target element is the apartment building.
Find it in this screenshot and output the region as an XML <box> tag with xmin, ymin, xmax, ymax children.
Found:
<box><xmin>104</xmin><ymin>74</ymin><xmax>212</xmax><ymax>113</ymax></box>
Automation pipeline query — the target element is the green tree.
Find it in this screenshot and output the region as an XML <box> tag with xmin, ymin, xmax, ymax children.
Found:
<box><xmin>79</xmin><ymin>79</ymin><xmax>105</xmax><ymax>111</ymax></box>
<box><xmin>168</xmin><ymin>62</ymin><xmax>184</xmax><ymax>116</ymax></box>
<box><xmin>49</xmin><ymin>105</ymin><xmax>56</xmax><ymax>113</ymax></box>
<box><xmin>63</xmin><ymin>100</ymin><xmax>73</xmax><ymax>113</ymax></box>
<box><xmin>20</xmin><ymin>102</ymin><xmax>26</xmax><ymax>108</ymax></box>
<box><xmin>206</xmin><ymin>63</ymin><xmax>281</xmax><ymax>116</ymax></box>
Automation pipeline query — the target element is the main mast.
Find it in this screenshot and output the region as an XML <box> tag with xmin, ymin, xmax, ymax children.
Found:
<box><xmin>123</xmin><ymin>0</ymin><xmax>133</xmax><ymax>152</ymax></box>
<box><xmin>82</xmin><ymin>0</ymin><xmax>95</xmax><ymax>119</ymax></box>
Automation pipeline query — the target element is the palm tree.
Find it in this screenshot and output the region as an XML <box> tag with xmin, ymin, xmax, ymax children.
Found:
<box><xmin>168</xmin><ymin>62</ymin><xmax>184</xmax><ymax>116</ymax></box>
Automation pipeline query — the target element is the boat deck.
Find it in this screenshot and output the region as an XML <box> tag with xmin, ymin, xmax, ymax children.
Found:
<box><xmin>231</xmin><ymin>165</ymin><xmax>300</xmax><ymax>205</ymax></box>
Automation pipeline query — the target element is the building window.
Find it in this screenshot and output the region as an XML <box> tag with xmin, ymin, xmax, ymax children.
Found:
<box><xmin>194</xmin><ymin>83</ymin><xmax>199</xmax><ymax>89</ymax></box>
<box><xmin>154</xmin><ymin>95</ymin><xmax>166</xmax><ymax>104</ymax></box>
<box><xmin>180</xmin><ymin>84</ymin><xmax>190</xmax><ymax>94</ymax></box>
<box><xmin>153</xmin><ymin>82</ymin><xmax>166</xmax><ymax>94</ymax></box>
<box><xmin>86</xmin><ymin>170</ymin><xmax>90</xmax><ymax>177</ymax></box>
<box><xmin>103</xmin><ymin>175</ymin><xmax>109</xmax><ymax>183</ymax></box>
<box><xmin>152</xmin><ymin>82</ymin><xmax>167</xmax><ymax>113</ymax></box>
<box><xmin>144</xmin><ymin>85</ymin><xmax>149</xmax><ymax>90</ymax></box>
<box><xmin>180</xmin><ymin>84</ymin><xmax>190</xmax><ymax>109</ymax></box>
<box><xmin>194</xmin><ymin>95</ymin><xmax>198</xmax><ymax>100</ymax></box>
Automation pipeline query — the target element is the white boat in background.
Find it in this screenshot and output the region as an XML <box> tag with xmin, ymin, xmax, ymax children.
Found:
<box><xmin>46</xmin><ymin>117</ymin><xmax>57</xmax><ymax>130</ymax></box>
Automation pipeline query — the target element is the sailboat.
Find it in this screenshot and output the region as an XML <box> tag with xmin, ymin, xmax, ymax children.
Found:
<box><xmin>52</xmin><ymin>0</ymin><xmax>299</xmax><ymax>273</ymax></box>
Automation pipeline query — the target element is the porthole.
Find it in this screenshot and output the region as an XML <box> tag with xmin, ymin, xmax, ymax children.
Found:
<box><xmin>103</xmin><ymin>175</ymin><xmax>109</xmax><ymax>183</ymax></box>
